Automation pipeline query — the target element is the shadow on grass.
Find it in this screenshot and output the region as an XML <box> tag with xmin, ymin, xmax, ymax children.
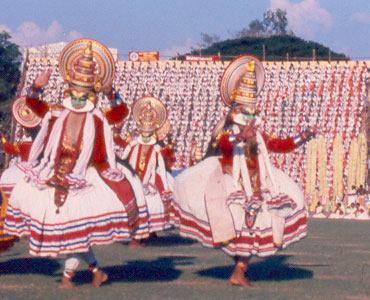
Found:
<box><xmin>72</xmin><ymin>255</ymin><xmax>195</xmax><ymax>286</ymax></box>
<box><xmin>197</xmin><ymin>255</ymin><xmax>315</xmax><ymax>282</ymax></box>
<box><xmin>121</xmin><ymin>231</ymin><xmax>197</xmax><ymax>248</ymax></box>
<box><xmin>0</xmin><ymin>257</ymin><xmax>60</xmax><ymax>276</ymax></box>
<box><xmin>0</xmin><ymin>255</ymin><xmax>195</xmax><ymax>287</ymax></box>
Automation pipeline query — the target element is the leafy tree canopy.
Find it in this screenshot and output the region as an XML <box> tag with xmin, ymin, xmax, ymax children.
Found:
<box><xmin>0</xmin><ymin>31</ymin><xmax>22</xmax><ymax>102</ymax></box>
<box><xmin>231</xmin><ymin>8</ymin><xmax>290</xmax><ymax>39</ymax></box>
<box><xmin>0</xmin><ymin>31</ymin><xmax>22</xmax><ymax>137</ymax></box>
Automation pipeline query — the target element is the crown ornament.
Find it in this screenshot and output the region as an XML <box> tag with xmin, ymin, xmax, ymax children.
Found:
<box><xmin>59</xmin><ymin>38</ymin><xmax>115</xmax><ymax>96</ymax></box>
<box><xmin>220</xmin><ymin>55</ymin><xmax>265</xmax><ymax>107</ymax></box>
<box><xmin>133</xmin><ymin>96</ymin><xmax>167</xmax><ymax>135</ymax></box>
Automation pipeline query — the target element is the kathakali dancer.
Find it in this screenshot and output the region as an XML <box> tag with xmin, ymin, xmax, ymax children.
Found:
<box><xmin>0</xmin><ymin>96</ymin><xmax>41</xmax><ymax>252</ymax></box>
<box><xmin>171</xmin><ymin>55</ymin><xmax>313</xmax><ymax>287</ymax></box>
<box><xmin>117</xmin><ymin>97</ymin><xmax>174</xmax><ymax>246</ymax></box>
<box><xmin>3</xmin><ymin>39</ymin><xmax>148</xmax><ymax>288</ymax></box>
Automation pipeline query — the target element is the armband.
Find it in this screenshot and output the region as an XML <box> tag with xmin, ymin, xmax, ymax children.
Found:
<box><xmin>293</xmin><ymin>134</ymin><xmax>304</xmax><ymax>147</ymax></box>
<box><xmin>107</xmin><ymin>88</ymin><xmax>122</xmax><ymax>106</ymax></box>
<box><xmin>113</xmin><ymin>91</ymin><xmax>122</xmax><ymax>105</ymax></box>
<box><xmin>27</xmin><ymin>86</ymin><xmax>42</xmax><ymax>99</ymax></box>
<box><xmin>294</xmin><ymin>132</ymin><xmax>313</xmax><ymax>147</ymax></box>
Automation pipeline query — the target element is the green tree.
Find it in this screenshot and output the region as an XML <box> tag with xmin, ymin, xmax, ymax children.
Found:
<box><xmin>230</xmin><ymin>8</ymin><xmax>289</xmax><ymax>39</ymax></box>
<box><xmin>231</xmin><ymin>19</ymin><xmax>265</xmax><ymax>38</ymax></box>
<box><xmin>263</xmin><ymin>8</ymin><xmax>288</xmax><ymax>35</ymax></box>
<box><xmin>274</xmin><ymin>9</ymin><xmax>288</xmax><ymax>35</ymax></box>
<box><xmin>199</xmin><ymin>32</ymin><xmax>221</xmax><ymax>48</ymax></box>
<box><xmin>0</xmin><ymin>31</ymin><xmax>21</xmax><ymax>102</ymax></box>
<box><xmin>248</xmin><ymin>19</ymin><xmax>266</xmax><ymax>36</ymax></box>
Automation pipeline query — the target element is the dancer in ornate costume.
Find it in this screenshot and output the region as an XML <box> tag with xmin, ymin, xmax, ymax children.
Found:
<box><xmin>171</xmin><ymin>55</ymin><xmax>313</xmax><ymax>287</ymax></box>
<box><xmin>2</xmin><ymin>39</ymin><xmax>148</xmax><ymax>288</ymax></box>
<box><xmin>117</xmin><ymin>97</ymin><xmax>174</xmax><ymax>246</ymax></box>
<box><xmin>0</xmin><ymin>96</ymin><xmax>41</xmax><ymax>252</ymax></box>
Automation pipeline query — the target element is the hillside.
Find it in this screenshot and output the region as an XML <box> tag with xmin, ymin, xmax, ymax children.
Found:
<box><xmin>181</xmin><ymin>35</ymin><xmax>348</xmax><ymax>61</ymax></box>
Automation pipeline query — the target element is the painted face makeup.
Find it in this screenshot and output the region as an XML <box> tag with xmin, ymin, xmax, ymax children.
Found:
<box><xmin>241</xmin><ymin>107</ymin><xmax>256</xmax><ymax>122</ymax></box>
<box><xmin>71</xmin><ymin>90</ymin><xmax>88</xmax><ymax>109</ymax></box>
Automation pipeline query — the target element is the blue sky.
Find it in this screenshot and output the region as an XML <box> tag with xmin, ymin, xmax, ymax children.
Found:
<box><xmin>1</xmin><ymin>0</ymin><xmax>369</xmax><ymax>60</ymax></box>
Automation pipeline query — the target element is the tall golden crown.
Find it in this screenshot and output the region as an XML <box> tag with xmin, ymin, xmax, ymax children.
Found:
<box><xmin>59</xmin><ymin>38</ymin><xmax>116</xmax><ymax>102</ymax></box>
<box><xmin>65</xmin><ymin>42</ymin><xmax>102</xmax><ymax>93</ymax></box>
<box><xmin>231</xmin><ymin>60</ymin><xmax>258</xmax><ymax>106</ymax></box>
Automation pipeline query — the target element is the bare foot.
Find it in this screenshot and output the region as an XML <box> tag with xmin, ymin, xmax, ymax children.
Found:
<box><xmin>128</xmin><ymin>239</ymin><xmax>144</xmax><ymax>248</ymax></box>
<box><xmin>274</xmin><ymin>242</ymin><xmax>282</xmax><ymax>250</ymax></box>
<box><xmin>229</xmin><ymin>264</ymin><xmax>253</xmax><ymax>287</ymax></box>
<box><xmin>59</xmin><ymin>276</ymin><xmax>76</xmax><ymax>289</ymax></box>
<box><xmin>91</xmin><ymin>269</ymin><xmax>108</xmax><ymax>288</ymax></box>
<box><xmin>0</xmin><ymin>240</ymin><xmax>14</xmax><ymax>253</ymax></box>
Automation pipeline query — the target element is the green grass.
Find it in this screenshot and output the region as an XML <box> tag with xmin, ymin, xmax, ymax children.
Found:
<box><xmin>0</xmin><ymin>218</ymin><xmax>369</xmax><ymax>300</ymax></box>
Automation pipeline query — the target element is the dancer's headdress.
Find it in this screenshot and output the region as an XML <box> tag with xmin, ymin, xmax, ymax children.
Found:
<box><xmin>220</xmin><ymin>55</ymin><xmax>264</xmax><ymax>107</ymax></box>
<box><xmin>59</xmin><ymin>38</ymin><xmax>115</xmax><ymax>111</ymax></box>
<box><xmin>220</xmin><ymin>55</ymin><xmax>265</xmax><ymax>125</ymax></box>
<box><xmin>11</xmin><ymin>96</ymin><xmax>42</xmax><ymax>128</ymax></box>
<box><xmin>156</xmin><ymin>119</ymin><xmax>171</xmax><ymax>142</ymax></box>
<box><xmin>132</xmin><ymin>96</ymin><xmax>167</xmax><ymax>136</ymax></box>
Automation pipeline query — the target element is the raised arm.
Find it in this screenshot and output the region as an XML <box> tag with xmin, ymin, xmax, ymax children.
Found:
<box><xmin>26</xmin><ymin>70</ymin><xmax>52</xmax><ymax>118</ymax></box>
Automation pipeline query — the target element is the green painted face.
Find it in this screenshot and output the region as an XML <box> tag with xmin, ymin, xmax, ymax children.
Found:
<box><xmin>241</xmin><ymin>108</ymin><xmax>256</xmax><ymax>121</ymax></box>
<box><xmin>71</xmin><ymin>90</ymin><xmax>88</xmax><ymax>109</ymax></box>
<box><xmin>141</xmin><ymin>132</ymin><xmax>152</xmax><ymax>143</ymax></box>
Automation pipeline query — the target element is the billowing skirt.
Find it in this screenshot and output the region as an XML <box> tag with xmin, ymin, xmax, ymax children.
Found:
<box><xmin>4</xmin><ymin>165</ymin><xmax>149</xmax><ymax>257</ymax></box>
<box><xmin>142</xmin><ymin>172</ymin><xmax>174</xmax><ymax>233</ymax></box>
<box><xmin>171</xmin><ymin>157</ymin><xmax>307</xmax><ymax>258</ymax></box>
<box><xmin>0</xmin><ymin>163</ymin><xmax>22</xmax><ymax>250</ymax></box>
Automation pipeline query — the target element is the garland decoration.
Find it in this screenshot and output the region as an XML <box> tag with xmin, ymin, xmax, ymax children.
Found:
<box><xmin>317</xmin><ymin>135</ymin><xmax>329</xmax><ymax>209</ymax></box>
<box><xmin>347</xmin><ymin>138</ymin><xmax>358</xmax><ymax>192</ymax></box>
<box><xmin>332</xmin><ymin>135</ymin><xmax>343</xmax><ymax>208</ymax></box>
<box><xmin>305</xmin><ymin>138</ymin><xmax>317</xmax><ymax>211</ymax></box>
<box><xmin>356</xmin><ymin>133</ymin><xmax>367</xmax><ymax>188</ymax></box>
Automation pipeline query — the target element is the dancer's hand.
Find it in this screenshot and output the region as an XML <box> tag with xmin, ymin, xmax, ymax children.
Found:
<box><xmin>102</xmin><ymin>78</ymin><xmax>113</xmax><ymax>95</ymax></box>
<box><xmin>241</xmin><ymin>118</ymin><xmax>257</xmax><ymax>139</ymax></box>
<box><xmin>34</xmin><ymin>69</ymin><xmax>52</xmax><ymax>89</ymax></box>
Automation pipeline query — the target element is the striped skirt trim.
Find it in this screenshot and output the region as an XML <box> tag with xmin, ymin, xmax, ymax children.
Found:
<box><xmin>170</xmin><ymin>202</ymin><xmax>307</xmax><ymax>258</ymax></box>
<box><xmin>4</xmin><ymin>203</ymin><xmax>150</xmax><ymax>257</ymax></box>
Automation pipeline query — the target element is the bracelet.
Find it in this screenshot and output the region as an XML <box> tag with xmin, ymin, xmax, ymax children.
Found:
<box><xmin>294</xmin><ymin>134</ymin><xmax>304</xmax><ymax>146</ymax></box>
<box><xmin>114</xmin><ymin>91</ymin><xmax>122</xmax><ymax>105</ymax></box>
<box><xmin>229</xmin><ymin>134</ymin><xmax>237</xmax><ymax>142</ymax></box>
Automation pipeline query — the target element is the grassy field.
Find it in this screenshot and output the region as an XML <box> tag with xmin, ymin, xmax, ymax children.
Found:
<box><xmin>0</xmin><ymin>218</ymin><xmax>369</xmax><ymax>300</ymax></box>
